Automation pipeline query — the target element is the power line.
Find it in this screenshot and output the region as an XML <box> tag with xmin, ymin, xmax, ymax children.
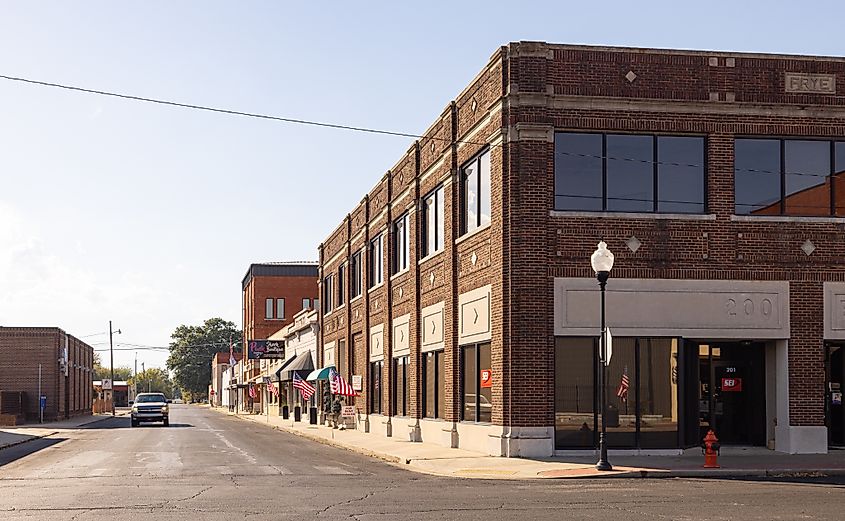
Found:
<box><xmin>0</xmin><ymin>73</ymin><xmax>468</xmax><ymax>144</ymax></box>
<box><xmin>3</xmin><ymin>73</ymin><xmax>841</xmax><ymax>181</ymax></box>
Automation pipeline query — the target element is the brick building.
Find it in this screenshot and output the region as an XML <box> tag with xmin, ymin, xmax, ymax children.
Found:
<box><xmin>318</xmin><ymin>42</ymin><xmax>845</xmax><ymax>456</ymax></box>
<box><xmin>0</xmin><ymin>327</ymin><xmax>94</xmax><ymax>422</ymax></box>
<box><xmin>240</xmin><ymin>262</ymin><xmax>319</xmax><ymax>411</ymax></box>
<box><xmin>209</xmin><ymin>351</ymin><xmax>242</xmax><ymax>407</ymax></box>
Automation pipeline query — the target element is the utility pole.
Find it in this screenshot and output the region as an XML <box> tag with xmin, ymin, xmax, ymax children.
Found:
<box><xmin>109</xmin><ymin>320</ymin><xmax>114</xmax><ymax>416</ymax></box>
<box><xmin>109</xmin><ymin>321</ymin><xmax>121</xmax><ymax>415</ymax></box>
<box><xmin>134</xmin><ymin>352</ymin><xmax>138</xmax><ymax>401</ymax></box>
<box><xmin>142</xmin><ymin>362</ymin><xmax>147</xmax><ymax>392</ymax></box>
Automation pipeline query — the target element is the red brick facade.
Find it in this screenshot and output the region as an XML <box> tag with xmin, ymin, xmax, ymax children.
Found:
<box><xmin>319</xmin><ymin>42</ymin><xmax>845</xmax><ymax>454</ymax></box>
<box><xmin>0</xmin><ymin>327</ymin><xmax>94</xmax><ymax>421</ymax></box>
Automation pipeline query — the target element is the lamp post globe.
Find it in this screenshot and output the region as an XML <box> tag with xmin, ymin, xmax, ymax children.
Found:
<box><xmin>592</xmin><ymin>241</ymin><xmax>613</xmax><ymax>471</ymax></box>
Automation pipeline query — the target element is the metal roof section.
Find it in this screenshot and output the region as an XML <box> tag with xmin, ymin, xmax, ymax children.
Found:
<box><xmin>241</xmin><ymin>262</ymin><xmax>319</xmax><ymax>289</ymax></box>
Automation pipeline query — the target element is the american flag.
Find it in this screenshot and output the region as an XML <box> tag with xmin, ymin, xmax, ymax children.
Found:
<box><xmin>330</xmin><ymin>368</ymin><xmax>357</xmax><ymax>396</ymax></box>
<box><xmin>293</xmin><ymin>372</ymin><xmax>316</xmax><ymax>400</ymax></box>
<box><xmin>248</xmin><ymin>383</ymin><xmax>257</xmax><ymax>399</ymax></box>
<box><xmin>264</xmin><ymin>376</ymin><xmax>280</xmax><ymax>398</ymax></box>
<box><xmin>616</xmin><ymin>366</ymin><xmax>629</xmax><ymax>402</ymax></box>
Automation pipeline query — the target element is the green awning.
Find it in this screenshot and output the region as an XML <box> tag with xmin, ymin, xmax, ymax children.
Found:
<box><xmin>306</xmin><ymin>366</ymin><xmax>335</xmax><ymax>381</ymax></box>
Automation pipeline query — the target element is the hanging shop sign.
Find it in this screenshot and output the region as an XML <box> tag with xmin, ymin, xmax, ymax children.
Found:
<box><xmin>247</xmin><ymin>339</ymin><xmax>285</xmax><ymax>359</ymax></box>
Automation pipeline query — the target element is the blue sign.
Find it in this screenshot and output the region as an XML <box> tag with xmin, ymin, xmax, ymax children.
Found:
<box><xmin>39</xmin><ymin>396</ymin><xmax>46</xmax><ymax>409</ymax></box>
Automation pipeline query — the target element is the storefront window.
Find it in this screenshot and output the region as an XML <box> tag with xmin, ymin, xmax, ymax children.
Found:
<box><xmin>424</xmin><ymin>350</ymin><xmax>444</xmax><ymax>418</ymax></box>
<box><xmin>392</xmin><ymin>356</ymin><xmax>409</xmax><ymax>417</ymax></box>
<box><xmin>555</xmin><ymin>336</ymin><xmax>680</xmax><ymax>449</ymax></box>
<box><xmin>462</xmin><ymin>343</ymin><xmax>491</xmax><ymax>422</ymax></box>
<box><xmin>369</xmin><ymin>361</ymin><xmax>382</xmax><ymax>414</ymax></box>
<box><xmin>555</xmin><ymin>337</ymin><xmax>596</xmax><ymax>448</ymax></box>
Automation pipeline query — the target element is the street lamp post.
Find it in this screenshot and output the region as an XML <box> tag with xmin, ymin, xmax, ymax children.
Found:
<box><xmin>591</xmin><ymin>241</ymin><xmax>614</xmax><ymax>471</ymax></box>
<box><xmin>108</xmin><ymin>321</ymin><xmax>121</xmax><ymax>416</ymax></box>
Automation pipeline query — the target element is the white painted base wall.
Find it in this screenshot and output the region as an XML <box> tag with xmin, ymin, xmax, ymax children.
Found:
<box><xmin>775</xmin><ymin>425</ymin><xmax>828</xmax><ymax>454</ymax></box>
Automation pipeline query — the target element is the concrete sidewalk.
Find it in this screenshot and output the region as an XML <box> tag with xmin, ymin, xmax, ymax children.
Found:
<box><xmin>209</xmin><ymin>406</ymin><xmax>845</xmax><ymax>480</ymax></box>
<box><xmin>0</xmin><ymin>410</ymin><xmax>128</xmax><ymax>451</ymax></box>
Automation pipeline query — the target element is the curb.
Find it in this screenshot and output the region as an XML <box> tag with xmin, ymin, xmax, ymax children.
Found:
<box><xmin>0</xmin><ymin>431</ymin><xmax>59</xmax><ymax>452</ymax></box>
<box><xmin>227</xmin><ymin>411</ymin><xmax>404</xmax><ymax>465</ymax></box>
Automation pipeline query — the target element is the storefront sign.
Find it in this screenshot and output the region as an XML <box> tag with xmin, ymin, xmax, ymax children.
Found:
<box><xmin>351</xmin><ymin>375</ymin><xmax>363</xmax><ymax>391</ymax></box>
<box><xmin>481</xmin><ymin>369</ymin><xmax>492</xmax><ymax>388</ymax></box>
<box><xmin>101</xmin><ymin>378</ymin><xmax>112</xmax><ymax>390</ymax></box>
<box><xmin>722</xmin><ymin>378</ymin><xmax>743</xmax><ymax>392</ymax></box>
<box><xmin>341</xmin><ymin>405</ymin><xmax>355</xmax><ymax>417</ymax></box>
<box><xmin>833</xmin><ymin>392</ymin><xmax>843</xmax><ymax>406</ymax></box>
<box><xmin>247</xmin><ymin>339</ymin><xmax>285</xmax><ymax>359</ymax></box>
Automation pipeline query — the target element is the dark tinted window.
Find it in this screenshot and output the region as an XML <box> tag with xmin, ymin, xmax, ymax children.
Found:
<box><xmin>785</xmin><ymin>140</ymin><xmax>830</xmax><ymax>216</ymax></box>
<box><xmin>836</xmin><ymin>142</ymin><xmax>845</xmax><ymax>215</ymax></box>
<box><xmin>554</xmin><ymin>338</ymin><xmax>595</xmax><ymax>448</ymax></box>
<box><xmin>555</xmin><ymin>133</ymin><xmax>602</xmax><ymax>210</ymax></box>
<box><xmin>658</xmin><ymin>136</ymin><xmax>705</xmax><ymax>213</ymax></box>
<box><xmin>735</xmin><ymin>139</ymin><xmax>780</xmax><ymax>215</ymax></box>
<box><xmin>607</xmin><ymin>134</ymin><xmax>653</xmax><ymax>212</ymax></box>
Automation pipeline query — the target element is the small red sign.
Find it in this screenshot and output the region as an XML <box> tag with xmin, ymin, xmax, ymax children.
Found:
<box><xmin>722</xmin><ymin>378</ymin><xmax>743</xmax><ymax>392</ymax></box>
<box><xmin>480</xmin><ymin>369</ymin><xmax>492</xmax><ymax>388</ymax></box>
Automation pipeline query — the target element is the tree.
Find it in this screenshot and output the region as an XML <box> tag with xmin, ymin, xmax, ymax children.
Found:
<box><xmin>129</xmin><ymin>368</ymin><xmax>173</xmax><ymax>395</ymax></box>
<box><xmin>166</xmin><ymin>317</ymin><xmax>241</xmax><ymax>400</ymax></box>
<box><xmin>93</xmin><ymin>364</ymin><xmax>132</xmax><ymax>382</ymax></box>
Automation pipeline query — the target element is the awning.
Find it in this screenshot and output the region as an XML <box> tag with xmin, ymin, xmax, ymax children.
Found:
<box><xmin>277</xmin><ymin>351</ymin><xmax>314</xmax><ymax>382</ymax></box>
<box><xmin>306</xmin><ymin>365</ymin><xmax>336</xmax><ymax>381</ymax></box>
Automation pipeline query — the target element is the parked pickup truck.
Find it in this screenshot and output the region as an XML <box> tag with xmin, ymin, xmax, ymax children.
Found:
<box><xmin>130</xmin><ymin>393</ymin><xmax>171</xmax><ymax>427</ymax></box>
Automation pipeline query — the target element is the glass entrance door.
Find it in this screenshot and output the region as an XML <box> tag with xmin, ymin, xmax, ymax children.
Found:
<box><xmin>697</xmin><ymin>343</ymin><xmax>766</xmax><ymax>445</ymax></box>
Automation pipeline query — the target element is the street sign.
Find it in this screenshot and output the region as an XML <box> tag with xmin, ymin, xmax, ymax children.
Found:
<box><xmin>351</xmin><ymin>375</ymin><xmax>362</xmax><ymax>391</ymax></box>
<box><xmin>604</xmin><ymin>327</ymin><xmax>613</xmax><ymax>366</ymax></box>
<box><xmin>101</xmin><ymin>379</ymin><xmax>113</xmax><ymax>390</ymax></box>
<box><xmin>341</xmin><ymin>405</ymin><xmax>355</xmax><ymax>418</ymax></box>
<box><xmin>39</xmin><ymin>395</ymin><xmax>46</xmax><ymax>409</ymax></box>
<box><xmin>247</xmin><ymin>340</ymin><xmax>285</xmax><ymax>359</ymax></box>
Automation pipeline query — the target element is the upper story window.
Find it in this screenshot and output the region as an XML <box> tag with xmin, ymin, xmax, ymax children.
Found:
<box><xmin>422</xmin><ymin>185</ymin><xmax>445</xmax><ymax>257</ymax></box>
<box><xmin>302</xmin><ymin>298</ymin><xmax>311</xmax><ymax>310</ymax></box>
<box><xmin>276</xmin><ymin>298</ymin><xmax>285</xmax><ymax>319</ymax></box>
<box><xmin>322</xmin><ymin>274</ymin><xmax>334</xmax><ymax>314</ymax></box>
<box><xmin>735</xmin><ymin>138</ymin><xmax>845</xmax><ymax>216</ymax></box>
<box><xmin>265</xmin><ymin>298</ymin><xmax>273</xmax><ymax>320</ymax></box>
<box><xmin>461</xmin><ymin>149</ymin><xmax>491</xmax><ymax>235</ymax></box>
<box><xmin>392</xmin><ymin>213</ymin><xmax>410</xmax><ymax>274</ymax></box>
<box><xmin>350</xmin><ymin>250</ymin><xmax>362</xmax><ymax>298</ymax></box>
<box><xmin>554</xmin><ymin>132</ymin><xmax>706</xmax><ymax>214</ymax></box>
<box><xmin>337</xmin><ymin>263</ymin><xmax>346</xmax><ymax>307</ymax></box>
<box><xmin>368</xmin><ymin>234</ymin><xmax>383</xmax><ymax>287</ymax></box>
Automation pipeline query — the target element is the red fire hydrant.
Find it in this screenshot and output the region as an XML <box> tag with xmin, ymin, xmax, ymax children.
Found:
<box><xmin>702</xmin><ymin>429</ymin><xmax>720</xmax><ymax>468</ymax></box>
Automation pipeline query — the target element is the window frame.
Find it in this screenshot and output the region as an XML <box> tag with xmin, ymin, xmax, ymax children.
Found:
<box><xmin>421</xmin><ymin>185</ymin><xmax>445</xmax><ymax>258</ymax></box>
<box><xmin>392</xmin><ymin>212</ymin><xmax>410</xmax><ymax>274</ymax></box>
<box><xmin>460</xmin><ymin>148</ymin><xmax>492</xmax><ymax>235</ymax></box>
<box><xmin>369</xmin><ymin>360</ymin><xmax>383</xmax><ymax>414</ymax></box>
<box><xmin>337</xmin><ymin>262</ymin><xmax>346</xmax><ymax>307</ymax></box>
<box><xmin>734</xmin><ymin>137</ymin><xmax>844</xmax><ymax>216</ymax></box>
<box><xmin>302</xmin><ymin>297</ymin><xmax>310</xmax><ymax>310</ymax></box>
<box><xmin>368</xmin><ymin>234</ymin><xmax>383</xmax><ymax>288</ymax></box>
<box><xmin>391</xmin><ymin>355</ymin><xmax>409</xmax><ymax>417</ymax></box>
<box><xmin>461</xmin><ymin>342</ymin><xmax>492</xmax><ymax>423</ymax></box>
<box><xmin>554</xmin><ymin>131</ymin><xmax>708</xmax><ymax>214</ymax></box>
<box><xmin>423</xmin><ymin>349</ymin><xmax>445</xmax><ymax>419</ymax></box>
<box><xmin>322</xmin><ymin>274</ymin><xmax>334</xmax><ymax>314</ymax></box>
<box><xmin>350</xmin><ymin>250</ymin><xmax>362</xmax><ymax>298</ymax></box>
<box><xmin>265</xmin><ymin>298</ymin><xmax>274</xmax><ymax>320</ymax></box>
<box><xmin>276</xmin><ymin>298</ymin><xmax>285</xmax><ymax>320</ymax></box>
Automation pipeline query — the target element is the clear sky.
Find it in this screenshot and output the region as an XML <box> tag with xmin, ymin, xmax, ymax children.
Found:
<box><xmin>0</xmin><ymin>1</ymin><xmax>842</xmax><ymax>371</ymax></box>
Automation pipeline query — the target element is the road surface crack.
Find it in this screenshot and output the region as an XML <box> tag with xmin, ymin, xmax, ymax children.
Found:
<box><xmin>315</xmin><ymin>485</ymin><xmax>396</xmax><ymax>516</ymax></box>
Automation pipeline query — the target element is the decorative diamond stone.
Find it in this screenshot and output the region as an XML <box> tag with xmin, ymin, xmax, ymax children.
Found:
<box><xmin>431</xmin><ymin>142</ymin><xmax>436</xmax><ymax>152</ymax></box>
<box><xmin>626</xmin><ymin>236</ymin><xmax>642</xmax><ymax>253</ymax></box>
<box><xmin>429</xmin><ymin>272</ymin><xmax>435</xmax><ymax>285</ymax></box>
<box><xmin>399</xmin><ymin>287</ymin><xmax>404</xmax><ymax>298</ymax></box>
<box><xmin>471</xmin><ymin>252</ymin><xmax>478</xmax><ymax>266</ymax></box>
<box><xmin>471</xmin><ymin>99</ymin><xmax>478</xmax><ymax>112</ymax></box>
<box><xmin>802</xmin><ymin>239</ymin><xmax>816</xmax><ymax>256</ymax></box>
<box><xmin>625</xmin><ymin>70</ymin><xmax>637</xmax><ymax>83</ymax></box>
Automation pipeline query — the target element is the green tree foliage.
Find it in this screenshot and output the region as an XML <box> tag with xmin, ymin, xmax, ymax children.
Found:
<box><xmin>93</xmin><ymin>364</ymin><xmax>132</xmax><ymax>381</ymax></box>
<box><xmin>166</xmin><ymin>317</ymin><xmax>241</xmax><ymax>400</ymax></box>
<box><xmin>129</xmin><ymin>368</ymin><xmax>173</xmax><ymax>395</ymax></box>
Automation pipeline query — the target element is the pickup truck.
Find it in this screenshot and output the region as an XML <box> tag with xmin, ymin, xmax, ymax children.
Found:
<box><xmin>130</xmin><ymin>393</ymin><xmax>171</xmax><ymax>427</ymax></box>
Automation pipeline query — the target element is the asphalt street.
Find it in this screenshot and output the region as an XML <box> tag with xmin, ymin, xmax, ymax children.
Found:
<box><xmin>0</xmin><ymin>405</ymin><xmax>843</xmax><ymax>520</ymax></box>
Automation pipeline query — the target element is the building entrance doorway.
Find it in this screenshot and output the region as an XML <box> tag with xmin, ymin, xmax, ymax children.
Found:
<box><xmin>697</xmin><ymin>343</ymin><xmax>766</xmax><ymax>445</ymax></box>
<box><xmin>826</xmin><ymin>344</ymin><xmax>845</xmax><ymax>447</ymax></box>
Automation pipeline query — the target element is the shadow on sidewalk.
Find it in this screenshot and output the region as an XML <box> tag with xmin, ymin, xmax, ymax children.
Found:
<box><xmin>0</xmin><ymin>437</ymin><xmax>66</xmax><ymax>467</ymax></box>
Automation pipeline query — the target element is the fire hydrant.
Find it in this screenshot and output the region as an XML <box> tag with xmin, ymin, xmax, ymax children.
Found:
<box><xmin>701</xmin><ymin>429</ymin><xmax>720</xmax><ymax>468</ymax></box>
